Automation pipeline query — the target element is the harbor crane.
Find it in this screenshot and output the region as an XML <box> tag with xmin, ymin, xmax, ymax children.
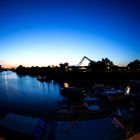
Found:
<box><xmin>77</xmin><ymin>56</ymin><xmax>93</xmax><ymax>67</ymax></box>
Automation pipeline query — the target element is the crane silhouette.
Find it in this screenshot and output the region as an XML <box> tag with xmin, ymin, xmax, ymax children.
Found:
<box><xmin>77</xmin><ymin>56</ymin><xmax>93</xmax><ymax>67</ymax></box>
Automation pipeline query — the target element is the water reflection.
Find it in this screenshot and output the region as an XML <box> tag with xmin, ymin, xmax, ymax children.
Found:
<box><xmin>4</xmin><ymin>71</ymin><xmax>8</xmax><ymax>92</ymax></box>
<box><xmin>0</xmin><ymin>71</ymin><xmax>63</xmax><ymax>117</ymax></box>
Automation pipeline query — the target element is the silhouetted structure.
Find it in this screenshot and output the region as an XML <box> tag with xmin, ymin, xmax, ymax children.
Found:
<box><xmin>77</xmin><ymin>56</ymin><xmax>93</xmax><ymax>67</ymax></box>
<box><xmin>13</xmin><ymin>57</ymin><xmax>140</xmax><ymax>81</ymax></box>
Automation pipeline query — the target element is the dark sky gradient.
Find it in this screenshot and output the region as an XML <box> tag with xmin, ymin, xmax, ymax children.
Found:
<box><xmin>0</xmin><ymin>0</ymin><xmax>140</xmax><ymax>67</ymax></box>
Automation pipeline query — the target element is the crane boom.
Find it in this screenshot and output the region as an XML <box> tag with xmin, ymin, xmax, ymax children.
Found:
<box><xmin>77</xmin><ymin>56</ymin><xmax>93</xmax><ymax>67</ymax></box>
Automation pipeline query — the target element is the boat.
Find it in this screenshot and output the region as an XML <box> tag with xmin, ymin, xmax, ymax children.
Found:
<box><xmin>60</xmin><ymin>87</ymin><xmax>85</xmax><ymax>100</ymax></box>
<box><xmin>57</xmin><ymin>89</ymin><xmax>109</xmax><ymax>120</ymax></box>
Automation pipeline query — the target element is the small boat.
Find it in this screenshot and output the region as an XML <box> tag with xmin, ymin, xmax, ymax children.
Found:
<box><xmin>57</xmin><ymin>91</ymin><xmax>109</xmax><ymax>120</ymax></box>
<box><xmin>60</xmin><ymin>87</ymin><xmax>85</xmax><ymax>99</ymax></box>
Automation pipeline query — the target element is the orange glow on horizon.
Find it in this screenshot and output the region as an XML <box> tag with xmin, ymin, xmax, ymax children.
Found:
<box><xmin>1</xmin><ymin>61</ymin><xmax>128</xmax><ymax>69</ymax></box>
<box><xmin>1</xmin><ymin>63</ymin><xmax>60</xmax><ymax>69</ymax></box>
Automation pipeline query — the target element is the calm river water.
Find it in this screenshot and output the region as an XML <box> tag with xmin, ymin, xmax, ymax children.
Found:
<box><xmin>0</xmin><ymin>71</ymin><xmax>63</xmax><ymax>117</ymax></box>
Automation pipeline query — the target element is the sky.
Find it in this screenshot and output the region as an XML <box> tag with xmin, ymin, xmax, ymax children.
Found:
<box><xmin>0</xmin><ymin>0</ymin><xmax>140</xmax><ymax>68</ymax></box>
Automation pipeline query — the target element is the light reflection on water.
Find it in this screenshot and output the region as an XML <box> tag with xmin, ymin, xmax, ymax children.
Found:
<box><xmin>0</xmin><ymin>71</ymin><xmax>63</xmax><ymax>116</ymax></box>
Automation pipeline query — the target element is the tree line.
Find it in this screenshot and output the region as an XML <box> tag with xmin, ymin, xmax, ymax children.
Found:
<box><xmin>13</xmin><ymin>58</ymin><xmax>140</xmax><ymax>75</ymax></box>
<box><xmin>0</xmin><ymin>58</ymin><xmax>140</xmax><ymax>75</ymax></box>
<box><xmin>88</xmin><ymin>58</ymin><xmax>140</xmax><ymax>72</ymax></box>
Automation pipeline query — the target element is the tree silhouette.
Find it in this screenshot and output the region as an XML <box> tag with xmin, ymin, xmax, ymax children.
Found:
<box><xmin>15</xmin><ymin>65</ymin><xmax>26</xmax><ymax>74</ymax></box>
<box><xmin>0</xmin><ymin>65</ymin><xmax>2</xmax><ymax>71</ymax></box>
<box><xmin>59</xmin><ymin>62</ymin><xmax>69</xmax><ymax>72</ymax></box>
<box><xmin>88</xmin><ymin>58</ymin><xmax>113</xmax><ymax>72</ymax></box>
<box><xmin>101</xmin><ymin>58</ymin><xmax>113</xmax><ymax>71</ymax></box>
<box><xmin>16</xmin><ymin>65</ymin><xmax>25</xmax><ymax>70</ymax></box>
<box><xmin>127</xmin><ymin>59</ymin><xmax>140</xmax><ymax>71</ymax></box>
<box><xmin>88</xmin><ymin>61</ymin><xmax>96</xmax><ymax>72</ymax></box>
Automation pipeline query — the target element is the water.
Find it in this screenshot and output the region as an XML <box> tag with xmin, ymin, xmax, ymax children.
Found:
<box><xmin>0</xmin><ymin>71</ymin><xmax>63</xmax><ymax>117</ymax></box>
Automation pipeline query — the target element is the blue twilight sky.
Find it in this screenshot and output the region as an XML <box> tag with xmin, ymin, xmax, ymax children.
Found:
<box><xmin>0</xmin><ymin>0</ymin><xmax>140</xmax><ymax>67</ymax></box>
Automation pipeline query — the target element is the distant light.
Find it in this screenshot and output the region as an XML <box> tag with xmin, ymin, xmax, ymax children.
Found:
<box><xmin>125</xmin><ymin>86</ymin><xmax>131</xmax><ymax>95</ymax></box>
<box><xmin>64</xmin><ymin>82</ymin><xmax>70</xmax><ymax>88</ymax></box>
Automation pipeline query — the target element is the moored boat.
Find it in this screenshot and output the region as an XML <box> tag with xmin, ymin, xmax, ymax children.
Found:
<box><xmin>60</xmin><ymin>87</ymin><xmax>85</xmax><ymax>101</ymax></box>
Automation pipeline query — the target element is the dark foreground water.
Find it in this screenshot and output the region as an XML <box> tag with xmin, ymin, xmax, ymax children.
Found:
<box><xmin>0</xmin><ymin>71</ymin><xmax>63</xmax><ymax>117</ymax></box>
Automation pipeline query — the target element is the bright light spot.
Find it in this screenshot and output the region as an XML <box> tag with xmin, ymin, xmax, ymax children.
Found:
<box><xmin>64</xmin><ymin>82</ymin><xmax>70</xmax><ymax>88</ymax></box>
<box><xmin>125</xmin><ymin>86</ymin><xmax>131</xmax><ymax>95</ymax></box>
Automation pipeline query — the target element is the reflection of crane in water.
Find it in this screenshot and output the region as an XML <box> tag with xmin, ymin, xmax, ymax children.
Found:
<box><xmin>77</xmin><ymin>56</ymin><xmax>93</xmax><ymax>67</ymax></box>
